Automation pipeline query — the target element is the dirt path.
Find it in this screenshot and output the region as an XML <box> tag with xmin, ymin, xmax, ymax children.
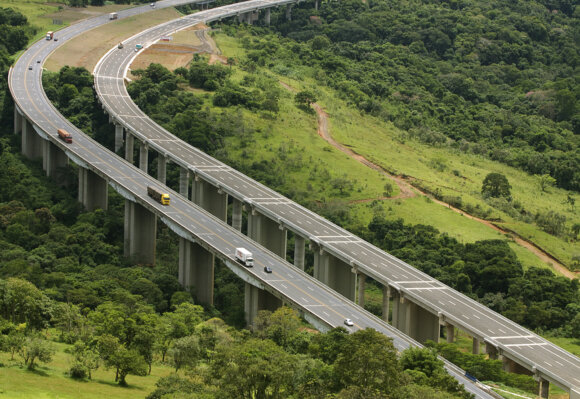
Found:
<box><xmin>303</xmin><ymin>93</ymin><xmax>577</xmax><ymax>279</ymax></box>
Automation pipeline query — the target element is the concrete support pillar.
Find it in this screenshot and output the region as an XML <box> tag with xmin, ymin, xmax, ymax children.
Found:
<box><xmin>157</xmin><ymin>154</ymin><xmax>167</xmax><ymax>185</ymax></box>
<box><xmin>124</xmin><ymin>200</ymin><xmax>156</xmax><ymax>264</ymax></box>
<box><xmin>125</xmin><ymin>132</ymin><xmax>134</xmax><ymax>164</ymax></box>
<box><xmin>357</xmin><ymin>273</ymin><xmax>366</xmax><ymax>307</ymax></box>
<box><xmin>537</xmin><ymin>378</ymin><xmax>549</xmax><ymax>399</ymax></box>
<box><xmin>392</xmin><ymin>296</ymin><xmax>439</xmax><ymax>343</ymax></box>
<box><xmin>114</xmin><ymin>124</ymin><xmax>124</xmax><ymax>152</ymax></box>
<box><xmin>247</xmin><ymin>210</ymin><xmax>287</xmax><ymax>258</ymax></box>
<box><xmin>192</xmin><ymin>178</ymin><xmax>228</xmax><ymax>222</ymax></box>
<box><xmin>285</xmin><ymin>4</ymin><xmax>292</xmax><ymax>21</ymax></box>
<box><xmin>43</xmin><ymin>139</ymin><xmax>68</xmax><ymax>179</ymax></box>
<box><xmin>237</xmin><ymin>13</ymin><xmax>245</xmax><ymax>23</ymax></box>
<box><xmin>244</xmin><ymin>283</ymin><xmax>282</xmax><ymax>328</ymax></box>
<box><xmin>139</xmin><ymin>142</ymin><xmax>148</xmax><ymax>173</ymax></box>
<box><xmin>472</xmin><ymin>337</ymin><xmax>480</xmax><ymax>355</ymax></box>
<box><xmin>21</xmin><ymin>119</ymin><xmax>42</xmax><ymax>159</ymax></box>
<box><xmin>486</xmin><ymin>343</ymin><xmax>498</xmax><ymax>360</ymax></box>
<box><xmin>231</xmin><ymin>198</ymin><xmax>242</xmax><ymax>231</ymax></box>
<box><xmin>246</xmin><ymin>12</ymin><xmax>253</xmax><ymax>25</ymax></box>
<box><xmin>14</xmin><ymin>106</ymin><xmax>22</xmax><ymax>134</ymax></box>
<box><xmin>315</xmin><ymin>0</ymin><xmax>319</xmax><ymax>10</ymax></box>
<box><xmin>502</xmin><ymin>356</ymin><xmax>533</xmax><ymax>375</ymax></box>
<box><xmin>446</xmin><ymin>324</ymin><xmax>455</xmax><ymax>343</ymax></box>
<box><xmin>78</xmin><ymin>168</ymin><xmax>108</xmax><ymax>211</ymax></box>
<box><xmin>179</xmin><ymin>167</ymin><xmax>189</xmax><ymax>197</ymax></box>
<box><xmin>178</xmin><ymin>238</ymin><xmax>214</xmax><ymax>305</ymax></box>
<box><xmin>293</xmin><ymin>235</ymin><xmax>305</xmax><ymax>270</ymax></box>
<box><xmin>382</xmin><ymin>285</ymin><xmax>390</xmax><ymax>323</ymax></box>
<box><xmin>264</xmin><ymin>8</ymin><xmax>270</xmax><ymax>25</ymax></box>
<box><xmin>313</xmin><ymin>249</ymin><xmax>356</xmax><ymax>301</ymax></box>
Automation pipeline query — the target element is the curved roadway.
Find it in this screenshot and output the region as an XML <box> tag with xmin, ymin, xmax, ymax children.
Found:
<box><xmin>9</xmin><ymin>0</ymin><xmax>578</xmax><ymax>397</ymax></box>
<box><xmin>92</xmin><ymin>0</ymin><xmax>580</xmax><ymax>396</ymax></box>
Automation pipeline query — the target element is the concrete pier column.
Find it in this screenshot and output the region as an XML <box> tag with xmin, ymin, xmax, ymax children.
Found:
<box><xmin>392</xmin><ymin>296</ymin><xmax>439</xmax><ymax>343</ymax></box>
<box><xmin>313</xmin><ymin>249</ymin><xmax>356</xmax><ymax>301</ymax></box>
<box><xmin>192</xmin><ymin>177</ymin><xmax>228</xmax><ymax>222</ymax></box>
<box><xmin>247</xmin><ymin>210</ymin><xmax>287</xmax><ymax>258</ymax></box>
<box><xmin>14</xmin><ymin>106</ymin><xmax>22</xmax><ymax>134</ymax></box>
<box><xmin>391</xmin><ymin>290</ymin><xmax>400</xmax><ymax>325</ymax></box>
<box><xmin>537</xmin><ymin>378</ymin><xmax>549</xmax><ymax>399</ymax></box>
<box><xmin>114</xmin><ymin>124</ymin><xmax>124</xmax><ymax>152</ymax></box>
<box><xmin>485</xmin><ymin>343</ymin><xmax>498</xmax><ymax>360</ymax></box>
<box><xmin>237</xmin><ymin>13</ymin><xmax>245</xmax><ymax>23</ymax></box>
<box><xmin>357</xmin><ymin>273</ymin><xmax>366</xmax><ymax>307</ymax></box>
<box><xmin>285</xmin><ymin>4</ymin><xmax>292</xmax><ymax>21</ymax></box>
<box><xmin>293</xmin><ymin>235</ymin><xmax>305</xmax><ymax>270</ymax></box>
<box><xmin>139</xmin><ymin>142</ymin><xmax>149</xmax><ymax>172</ymax></box>
<box><xmin>124</xmin><ymin>200</ymin><xmax>156</xmax><ymax>264</ymax></box>
<box><xmin>179</xmin><ymin>167</ymin><xmax>189</xmax><ymax>197</ymax></box>
<box><xmin>78</xmin><ymin>168</ymin><xmax>108</xmax><ymax>211</ymax></box>
<box><xmin>264</xmin><ymin>8</ymin><xmax>270</xmax><ymax>25</ymax></box>
<box><xmin>43</xmin><ymin>139</ymin><xmax>68</xmax><ymax>180</ymax></box>
<box><xmin>244</xmin><ymin>283</ymin><xmax>282</xmax><ymax>328</ymax></box>
<box><xmin>314</xmin><ymin>0</ymin><xmax>319</xmax><ymax>10</ymax></box>
<box><xmin>21</xmin><ymin>119</ymin><xmax>42</xmax><ymax>159</ymax></box>
<box><xmin>472</xmin><ymin>337</ymin><xmax>480</xmax><ymax>354</ymax></box>
<box><xmin>125</xmin><ymin>132</ymin><xmax>134</xmax><ymax>164</ymax></box>
<box><xmin>446</xmin><ymin>324</ymin><xmax>455</xmax><ymax>343</ymax></box>
<box><xmin>157</xmin><ymin>154</ymin><xmax>167</xmax><ymax>184</ymax></box>
<box><xmin>246</xmin><ymin>12</ymin><xmax>253</xmax><ymax>25</ymax></box>
<box><xmin>178</xmin><ymin>238</ymin><xmax>214</xmax><ymax>305</ymax></box>
<box><xmin>382</xmin><ymin>285</ymin><xmax>390</xmax><ymax>323</ymax></box>
<box><xmin>231</xmin><ymin>198</ymin><xmax>242</xmax><ymax>231</ymax></box>
<box><xmin>502</xmin><ymin>356</ymin><xmax>533</xmax><ymax>375</ymax></box>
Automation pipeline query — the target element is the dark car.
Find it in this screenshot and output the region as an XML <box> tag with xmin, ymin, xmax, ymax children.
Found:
<box><xmin>54</xmin><ymin>38</ymin><xmax>58</xmax><ymax>41</ymax></box>
<box><xmin>28</xmin><ymin>65</ymin><xmax>32</xmax><ymax>70</ymax></box>
<box><xmin>264</xmin><ymin>266</ymin><xmax>272</xmax><ymax>273</ymax></box>
<box><xmin>36</xmin><ymin>60</ymin><xmax>41</xmax><ymax>63</ymax></box>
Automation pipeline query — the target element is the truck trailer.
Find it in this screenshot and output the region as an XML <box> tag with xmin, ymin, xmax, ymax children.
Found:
<box><xmin>147</xmin><ymin>186</ymin><xmax>170</xmax><ymax>205</ymax></box>
<box><xmin>235</xmin><ymin>248</ymin><xmax>254</xmax><ymax>267</ymax></box>
<box><xmin>46</xmin><ymin>31</ymin><xmax>53</xmax><ymax>40</ymax></box>
<box><xmin>109</xmin><ymin>12</ymin><xmax>118</xmax><ymax>20</ymax></box>
<box><xmin>57</xmin><ymin>129</ymin><xmax>72</xmax><ymax>143</ymax></box>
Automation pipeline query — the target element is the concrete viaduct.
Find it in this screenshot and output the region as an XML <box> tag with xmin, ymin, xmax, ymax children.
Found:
<box><xmin>10</xmin><ymin>1</ymin><xmax>580</xmax><ymax>398</ymax></box>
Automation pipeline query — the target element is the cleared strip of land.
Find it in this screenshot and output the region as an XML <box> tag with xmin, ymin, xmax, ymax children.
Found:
<box><xmin>45</xmin><ymin>7</ymin><xmax>183</xmax><ymax>72</ymax></box>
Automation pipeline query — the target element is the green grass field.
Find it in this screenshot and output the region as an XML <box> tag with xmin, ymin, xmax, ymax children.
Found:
<box><xmin>0</xmin><ymin>341</ymin><xmax>173</xmax><ymax>399</ymax></box>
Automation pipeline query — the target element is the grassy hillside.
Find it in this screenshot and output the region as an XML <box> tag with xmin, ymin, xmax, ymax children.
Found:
<box><xmin>211</xmin><ymin>30</ymin><xmax>579</xmax><ymax>273</ymax></box>
<box><xmin>0</xmin><ymin>341</ymin><xmax>174</xmax><ymax>399</ymax></box>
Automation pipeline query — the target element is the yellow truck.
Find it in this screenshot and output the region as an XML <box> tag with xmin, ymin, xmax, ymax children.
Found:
<box><xmin>147</xmin><ymin>186</ymin><xmax>170</xmax><ymax>205</ymax></box>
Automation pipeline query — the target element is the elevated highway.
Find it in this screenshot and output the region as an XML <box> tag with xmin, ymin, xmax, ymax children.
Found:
<box><xmin>9</xmin><ymin>1</ymin><xmax>579</xmax><ymax>398</ymax></box>
<box><xmin>93</xmin><ymin>2</ymin><xmax>580</xmax><ymax>398</ymax></box>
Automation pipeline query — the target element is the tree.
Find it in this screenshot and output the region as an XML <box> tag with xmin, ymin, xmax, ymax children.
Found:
<box><xmin>481</xmin><ymin>173</ymin><xmax>511</xmax><ymax>199</ymax></box>
<box><xmin>69</xmin><ymin>340</ymin><xmax>100</xmax><ymax>379</ymax></box>
<box><xmin>334</xmin><ymin>329</ymin><xmax>401</xmax><ymax>394</ymax></box>
<box><xmin>295</xmin><ymin>90</ymin><xmax>317</xmax><ymax>109</ymax></box>
<box><xmin>169</xmin><ymin>335</ymin><xmax>200</xmax><ymax>371</ymax></box>
<box><xmin>537</xmin><ymin>174</ymin><xmax>556</xmax><ymax>192</ymax></box>
<box><xmin>19</xmin><ymin>336</ymin><xmax>55</xmax><ymax>370</ymax></box>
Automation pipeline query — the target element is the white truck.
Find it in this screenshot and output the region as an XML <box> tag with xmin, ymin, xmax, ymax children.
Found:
<box><xmin>109</xmin><ymin>12</ymin><xmax>118</xmax><ymax>20</ymax></box>
<box><xmin>235</xmin><ymin>248</ymin><xmax>254</xmax><ymax>267</ymax></box>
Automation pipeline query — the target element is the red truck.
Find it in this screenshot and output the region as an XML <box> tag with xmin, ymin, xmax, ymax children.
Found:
<box><xmin>57</xmin><ymin>129</ymin><xmax>72</xmax><ymax>143</ymax></box>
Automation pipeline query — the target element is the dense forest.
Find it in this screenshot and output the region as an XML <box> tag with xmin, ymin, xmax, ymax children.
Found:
<box><xmin>265</xmin><ymin>0</ymin><xmax>580</xmax><ymax>192</ymax></box>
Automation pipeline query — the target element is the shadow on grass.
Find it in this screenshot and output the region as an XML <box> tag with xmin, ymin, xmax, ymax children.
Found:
<box><xmin>26</xmin><ymin>366</ymin><xmax>50</xmax><ymax>377</ymax></box>
<box><xmin>94</xmin><ymin>378</ymin><xmax>146</xmax><ymax>391</ymax></box>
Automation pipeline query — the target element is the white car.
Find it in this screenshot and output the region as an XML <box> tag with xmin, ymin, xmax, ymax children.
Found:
<box><xmin>344</xmin><ymin>318</ymin><xmax>354</xmax><ymax>327</ymax></box>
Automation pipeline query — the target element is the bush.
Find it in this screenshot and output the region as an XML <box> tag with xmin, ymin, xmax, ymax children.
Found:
<box><xmin>69</xmin><ymin>362</ymin><xmax>88</xmax><ymax>379</ymax></box>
